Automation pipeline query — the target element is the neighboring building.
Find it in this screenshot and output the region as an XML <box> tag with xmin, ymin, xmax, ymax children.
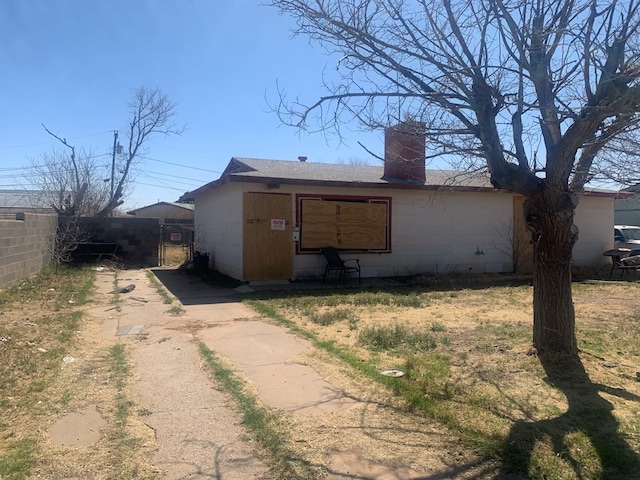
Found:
<box><xmin>127</xmin><ymin>201</ymin><xmax>195</xmax><ymax>266</ymax></box>
<box><xmin>180</xmin><ymin>126</ymin><xmax>619</xmax><ymax>283</ymax></box>
<box><xmin>127</xmin><ymin>201</ymin><xmax>194</xmax><ymax>225</ymax></box>
<box><xmin>614</xmin><ymin>187</ymin><xmax>640</xmax><ymax>226</ymax></box>
<box><xmin>0</xmin><ymin>189</ymin><xmax>53</xmax><ymax>213</ymax></box>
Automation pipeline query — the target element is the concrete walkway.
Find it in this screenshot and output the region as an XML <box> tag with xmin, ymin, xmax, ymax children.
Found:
<box><xmin>92</xmin><ymin>268</ymin><xmax>492</xmax><ymax>479</ymax></box>
<box><xmin>95</xmin><ymin>268</ymin><xmax>270</xmax><ymax>480</ymax></box>
<box><xmin>111</xmin><ymin>268</ymin><xmax>369</xmax><ymax>478</ymax></box>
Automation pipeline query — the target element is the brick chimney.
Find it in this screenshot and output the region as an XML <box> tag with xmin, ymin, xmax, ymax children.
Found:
<box><xmin>383</xmin><ymin>121</ymin><xmax>426</xmax><ymax>183</ymax></box>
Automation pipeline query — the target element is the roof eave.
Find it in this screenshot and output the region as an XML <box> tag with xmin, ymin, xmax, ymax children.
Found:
<box><xmin>224</xmin><ymin>175</ymin><xmax>498</xmax><ymax>193</ymax></box>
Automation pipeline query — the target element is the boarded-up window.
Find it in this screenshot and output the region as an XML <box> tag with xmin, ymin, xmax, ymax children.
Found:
<box><xmin>300</xmin><ymin>198</ymin><xmax>389</xmax><ymax>250</ymax></box>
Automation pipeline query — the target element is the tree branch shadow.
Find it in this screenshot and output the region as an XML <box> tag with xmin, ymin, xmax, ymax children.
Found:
<box><xmin>500</xmin><ymin>356</ymin><xmax>640</xmax><ymax>478</ymax></box>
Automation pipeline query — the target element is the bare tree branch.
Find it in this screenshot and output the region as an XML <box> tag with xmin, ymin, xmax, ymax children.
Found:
<box><xmin>267</xmin><ymin>0</ymin><xmax>640</xmax><ymax>358</ymax></box>
<box><xmin>33</xmin><ymin>87</ymin><xmax>182</xmax><ymax>218</ymax></box>
<box><xmin>98</xmin><ymin>86</ymin><xmax>183</xmax><ymax>217</ymax></box>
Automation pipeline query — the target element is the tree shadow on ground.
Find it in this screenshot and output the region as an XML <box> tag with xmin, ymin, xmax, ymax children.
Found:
<box><xmin>500</xmin><ymin>356</ymin><xmax>640</xmax><ymax>478</ymax></box>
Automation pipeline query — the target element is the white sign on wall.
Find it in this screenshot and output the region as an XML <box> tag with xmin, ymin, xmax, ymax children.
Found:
<box><xmin>271</xmin><ymin>219</ymin><xmax>286</xmax><ymax>230</ymax></box>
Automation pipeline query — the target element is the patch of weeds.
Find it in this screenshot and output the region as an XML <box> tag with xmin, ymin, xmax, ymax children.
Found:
<box><xmin>106</xmin><ymin>343</ymin><xmax>149</xmax><ymax>478</ymax></box>
<box><xmin>28</xmin><ymin>380</ymin><xmax>47</xmax><ymax>394</ymax></box>
<box><xmin>353</xmin><ymin>290</ymin><xmax>424</xmax><ymax>308</ymax></box>
<box><xmin>0</xmin><ymin>267</ymin><xmax>95</xmax><ymax>477</ymax></box>
<box><xmin>59</xmin><ymin>389</ymin><xmax>72</xmax><ymax>407</ymax></box>
<box><xmin>197</xmin><ymin>342</ymin><xmax>324</xmax><ymax>479</ymax></box>
<box><xmin>579</xmin><ymin>328</ymin><xmax>609</xmax><ymax>356</ymax></box>
<box><xmin>309</xmin><ymin>307</ymin><xmax>357</xmax><ymax>326</ymax></box>
<box><xmin>165</xmin><ymin>305</ymin><xmax>185</xmax><ymax>316</ymax></box>
<box><xmin>430</xmin><ymin>322</ymin><xmax>446</xmax><ymax>332</ymax></box>
<box><xmin>55</xmin><ymin>311</ymin><xmax>82</xmax><ymax>344</ymax></box>
<box><xmin>403</xmin><ymin>353</ymin><xmax>458</xmax><ymax>401</ymax></box>
<box><xmin>348</xmin><ymin>316</ymin><xmax>359</xmax><ymax>331</ymax></box>
<box><xmin>482</xmin><ymin>322</ymin><xmax>529</xmax><ymax>341</ymax></box>
<box><xmin>109</xmin><ymin>343</ymin><xmax>129</xmax><ymax>420</ymax></box>
<box><xmin>358</xmin><ymin>324</ymin><xmax>437</xmax><ymax>352</ymax></box>
<box><xmin>145</xmin><ymin>271</ymin><xmax>173</xmax><ymax>304</ymax></box>
<box><xmin>111</xmin><ymin>275</ymin><xmax>122</xmax><ymax>311</ymax></box>
<box><xmin>0</xmin><ymin>437</ymin><xmax>38</xmax><ymax>480</ymax></box>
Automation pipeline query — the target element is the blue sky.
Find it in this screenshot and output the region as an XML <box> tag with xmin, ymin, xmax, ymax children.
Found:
<box><xmin>0</xmin><ymin>0</ymin><xmax>383</xmax><ymax>210</ymax></box>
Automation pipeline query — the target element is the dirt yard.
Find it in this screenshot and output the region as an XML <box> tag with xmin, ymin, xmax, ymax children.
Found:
<box><xmin>251</xmin><ymin>276</ymin><xmax>640</xmax><ymax>479</ymax></box>
<box><xmin>2</xmin><ymin>270</ymin><xmax>639</xmax><ymax>479</ymax></box>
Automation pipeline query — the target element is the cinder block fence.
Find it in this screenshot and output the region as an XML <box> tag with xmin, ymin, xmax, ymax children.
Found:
<box><xmin>0</xmin><ymin>212</ymin><xmax>57</xmax><ymax>289</ymax></box>
<box><xmin>0</xmin><ymin>212</ymin><xmax>162</xmax><ymax>289</ymax></box>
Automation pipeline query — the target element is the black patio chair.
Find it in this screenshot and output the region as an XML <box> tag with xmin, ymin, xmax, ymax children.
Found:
<box><xmin>321</xmin><ymin>247</ymin><xmax>361</xmax><ymax>285</ymax></box>
<box><xmin>603</xmin><ymin>248</ymin><xmax>640</xmax><ymax>277</ymax></box>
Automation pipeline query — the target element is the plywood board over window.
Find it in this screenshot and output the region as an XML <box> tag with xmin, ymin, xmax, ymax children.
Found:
<box><xmin>300</xmin><ymin>199</ymin><xmax>388</xmax><ymax>250</ymax></box>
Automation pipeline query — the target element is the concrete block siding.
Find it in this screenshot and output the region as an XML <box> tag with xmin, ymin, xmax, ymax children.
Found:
<box><xmin>0</xmin><ymin>213</ymin><xmax>163</xmax><ymax>289</ymax></box>
<box><xmin>78</xmin><ymin>217</ymin><xmax>161</xmax><ymax>267</ymax></box>
<box><xmin>0</xmin><ymin>212</ymin><xmax>57</xmax><ymax>288</ymax></box>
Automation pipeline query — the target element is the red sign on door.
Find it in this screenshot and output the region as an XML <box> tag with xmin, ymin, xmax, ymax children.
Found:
<box><xmin>271</xmin><ymin>219</ymin><xmax>286</xmax><ymax>230</ymax></box>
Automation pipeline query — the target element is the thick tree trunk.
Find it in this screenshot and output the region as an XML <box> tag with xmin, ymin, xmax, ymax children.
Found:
<box><xmin>524</xmin><ymin>195</ymin><xmax>579</xmax><ymax>358</ymax></box>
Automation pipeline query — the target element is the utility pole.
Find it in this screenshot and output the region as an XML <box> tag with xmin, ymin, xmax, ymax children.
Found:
<box><xmin>110</xmin><ymin>130</ymin><xmax>118</xmax><ymax>199</ymax></box>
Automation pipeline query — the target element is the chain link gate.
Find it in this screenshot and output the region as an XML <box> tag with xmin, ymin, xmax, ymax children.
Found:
<box><xmin>159</xmin><ymin>224</ymin><xmax>194</xmax><ymax>266</ymax></box>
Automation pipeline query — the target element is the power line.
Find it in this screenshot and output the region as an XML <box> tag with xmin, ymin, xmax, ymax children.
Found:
<box><xmin>132</xmin><ymin>180</ymin><xmax>191</xmax><ymax>192</ymax></box>
<box><xmin>0</xmin><ymin>130</ymin><xmax>113</xmax><ymax>150</ymax></box>
<box><xmin>140</xmin><ymin>155</ymin><xmax>221</xmax><ymax>173</ymax></box>
<box><xmin>139</xmin><ymin>169</ymin><xmax>210</xmax><ymax>184</ymax></box>
<box><xmin>137</xmin><ymin>171</ymin><xmax>201</xmax><ymax>188</ymax></box>
<box><xmin>4</xmin><ymin>154</ymin><xmax>220</xmax><ymax>176</ymax></box>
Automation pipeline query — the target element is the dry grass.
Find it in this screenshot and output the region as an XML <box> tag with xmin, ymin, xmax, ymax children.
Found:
<box><xmin>3</xmin><ymin>268</ymin><xmax>639</xmax><ymax>479</ymax></box>
<box><xmin>0</xmin><ymin>267</ymin><xmax>156</xmax><ymax>480</ymax></box>
<box><xmin>161</xmin><ymin>244</ymin><xmax>190</xmax><ymax>266</ymax></box>
<box><xmin>250</xmin><ymin>275</ymin><xmax>640</xmax><ymax>479</ymax></box>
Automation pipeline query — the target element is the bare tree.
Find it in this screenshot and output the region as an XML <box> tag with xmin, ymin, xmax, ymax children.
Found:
<box><xmin>32</xmin><ymin>86</ymin><xmax>182</xmax><ymax>218</ymax></box>
<box><xmin>269</xmin><ymin>0</ymin><xmax>640</xmax><ymax>359</ymax></box>
<box><xmin>31</xmin><ymin>128</ymin><xmax>110</xmax><ymax>217</ymax></box>
<box><xmin>49</xmin><ymin>216</ymin><xmax>92</xmax><ymax>273</ymax></box>
<box><xmin>98</xmin><ymin>86</ymin><xmax>183</xmax><ymax>216</ymax></box>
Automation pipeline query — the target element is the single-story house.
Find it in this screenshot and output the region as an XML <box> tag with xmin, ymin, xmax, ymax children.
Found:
<box><xmin>614</xmin><ymin>187</ymin><xmax>640</xmax><ymax>226</ymax></box>
<box><xmin>180</xmin><ymin>126</ymin><xmax>619</xmax><ymax>282</ymax></box>
<box><xmin>127</xmin><ymin>201</ymin><xmax>194</xmax><ymax>225</ymax></box>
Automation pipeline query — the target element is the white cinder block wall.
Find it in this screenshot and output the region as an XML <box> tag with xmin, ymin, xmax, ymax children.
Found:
<box><xmin>194</xmin><ymin>181</ymin><xmax>614</xmax><ymax>281</ymax></box>
<box><xmin>286</xmin><ymin>185</ymin><xmax>516</xmax><ymax>280</ymax></box>
<box><xmin>194</xmin><ymin>183</ymin><xmax>244</xmax><ymax>280</ymax></box>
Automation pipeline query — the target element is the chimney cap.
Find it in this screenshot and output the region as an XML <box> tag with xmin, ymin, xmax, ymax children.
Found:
<box><xmin>298</xmin><ymin>156</ymin><xmax>307</xmax><ymax>162</ymax></box>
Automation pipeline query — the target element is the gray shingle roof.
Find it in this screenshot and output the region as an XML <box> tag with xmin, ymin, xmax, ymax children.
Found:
<box><xmin>180</xmin><ymin>157</ymin><xmax>494</xmax><ymax>201</ymax></box>
<box><xmin>180</xmin><ymin>157</ymin><xmax>625</xmax><ymax>202</ymax></box>
<box><xmin>227</xmin><ymin>157</ymin><xmax>492</xmax><ymax>187</ymax></box>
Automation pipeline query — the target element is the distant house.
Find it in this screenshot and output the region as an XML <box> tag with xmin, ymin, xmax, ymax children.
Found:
<box><xmin>127</xmin><ymin>201</ymin><xmax>194</xmax><ymax>225</ymax></box>
<box><xmin>0</xmin><ymin>189</ymin><xmax>53</xmax><ymax>213</ymax></box>
<box><xmin>180</xmin><ymin>126</ymin><xmax>619</xmax><ymax>283</ymax></box>
<box><xmin>127</xmin><ymin>201</ymin><xmax>195</xmax><ymax>265</ymax></box>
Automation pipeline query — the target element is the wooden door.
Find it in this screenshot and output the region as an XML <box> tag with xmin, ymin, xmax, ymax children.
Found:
<box><xmin>243</xmin><ymin>192</ymin><xmax>293</xmax><ymax>281</ymax></box>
